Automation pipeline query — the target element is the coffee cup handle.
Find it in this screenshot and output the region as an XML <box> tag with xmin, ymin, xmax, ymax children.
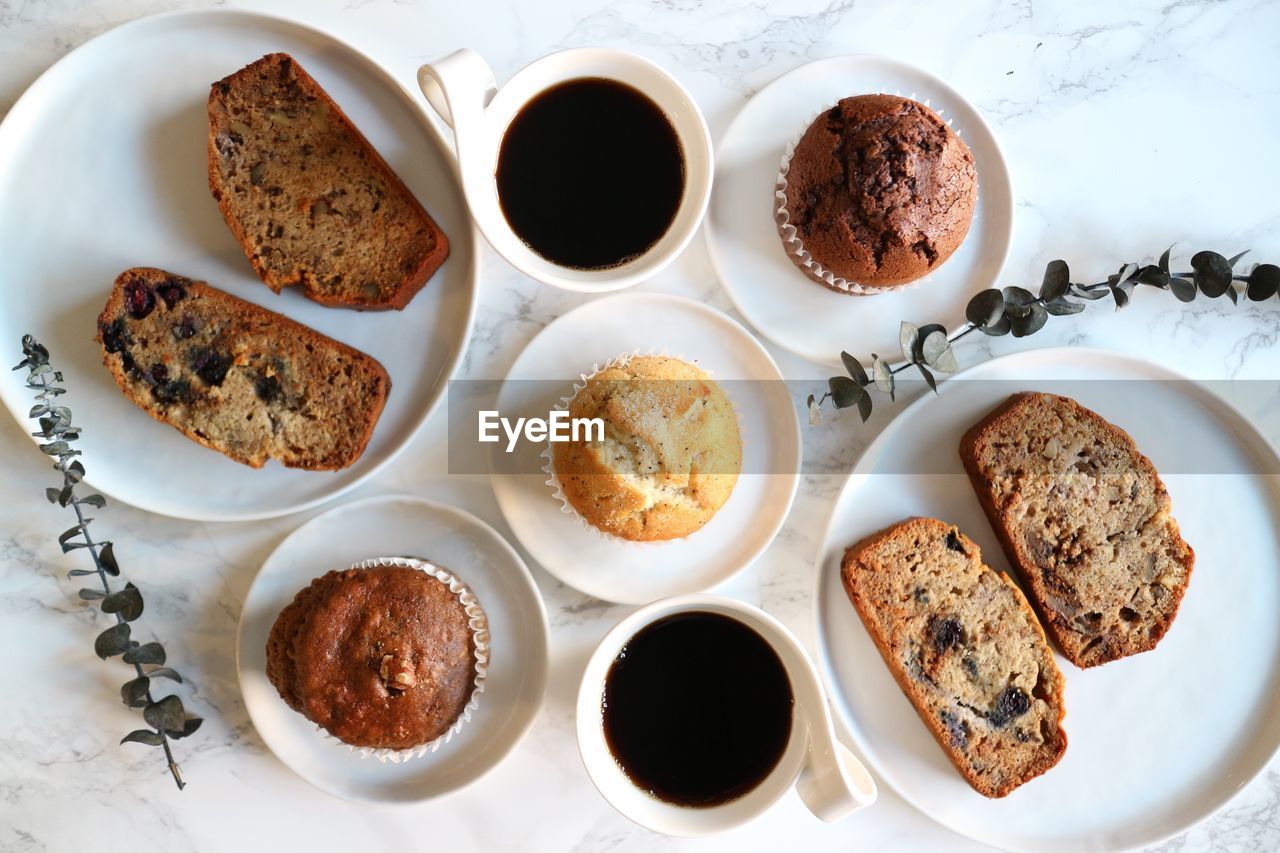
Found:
<box><xmin>796</xmin><ymin>702</ymin><xmax>878</xmax><ymax>822</ymax></box>
<box><xmin>417</xmin><ymin>48</ymin><xmax>497</xmax><ymax>132</ymax></box>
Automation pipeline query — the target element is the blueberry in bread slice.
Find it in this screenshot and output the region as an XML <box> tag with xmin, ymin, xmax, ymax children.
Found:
<box><xmin>96</xmin><ymin>268</ymin><xmax>390</xmax><ymax>470</ymax></box>
<box><xmin>208</xmin><ymin>53</ymin><xmax>449</xmax><ymax>310</ymax></box>
<box><xmin>842</xmin><ymin>517</ymin><xmax>1067</xmax><ymax>798</ymax></box>
<box><xmin>961</xmin><ymin>393</ymin><xmax>1194</xmax><ymax>668</ymax></box>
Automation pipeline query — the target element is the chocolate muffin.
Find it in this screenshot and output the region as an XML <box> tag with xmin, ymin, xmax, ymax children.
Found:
<box><xmin>779</xmin><ymin>94</ymin><xmax>978</xmax><ymax>289</ymax></box>
<box><xmin>266</xmin><ymin>561</ymin><xmax>483</xmax><ymax>751</ymax></box>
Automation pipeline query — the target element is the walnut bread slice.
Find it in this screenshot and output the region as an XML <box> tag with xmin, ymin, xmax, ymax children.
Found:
<box><xmin>960</xmin><ymin>392</ymin><xmax>1195</xmax><ymax>668</ymax></box>
<box><xmin>96</xmin><ymin>268</ymin><xmax>390</xmax><ymax>470</ymax></box>
<box><xmin>208</xmin><ymin>53</ymin><xmax>449</xmax><ymax>310</ymax></box>
<box><xmin>842</xmin><ymin>517</ymin><xmax>1067</xmax><ymax>798</ymax></box>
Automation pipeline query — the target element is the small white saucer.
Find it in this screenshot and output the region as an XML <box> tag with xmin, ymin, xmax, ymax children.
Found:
<box><xmin>490</xmin><ymin>292</ymin><xmax>801</xmax><ymax>604</ymax></box>
<box><xmin>705</xmin><ymin>54</ymin><xmax>1014</xmax><ymax>367</ymax></box>
<box><xmin>236</xmin><ymin>494</ymin><xmax>549</xmax><ymax>804</ymax></box>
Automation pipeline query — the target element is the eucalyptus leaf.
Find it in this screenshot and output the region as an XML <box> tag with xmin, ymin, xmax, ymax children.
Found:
<box><xmin>807</xmin><ymin>394</ymin><xmax>821</xmax><ymax>426</ymax></box>
<box><xmin>170</xmin><ymin>717</ymin><xmax>203</xmax><ymax>740</ymax></box>
<box><xmin>827</xmin><ymin>376</ymin><xmax>863</xmax><ymax>409</ymax></box>
<box><xmin>78</xmin><ymin>588</ymin><xmax>106</xmax><ymax>600</ymax></box>
<box><xmin>1040</xmin><ymin>259</ymin><xmax>1070</xmax><ymax>300</ymax></box>
<box><xmin>1113</xmin><ymin>262</ymin><xmax>1138</xmax><ymax>288</ymax></box>
<box><xmin>979</xmin><ymin>315</ymin><xmax>1012</xmax><ymax>336</ymax></box>
<box><xmin>855</xmin><ymin>388</ymin><xmax>873</xmax><ymax>423</ymax></box>
<box><xmin>1191</xmin><ymin>250</ymin><xmax>1233</xmax><ymax>297</ymax></box>
<box><xmin>147</xmin><ymin>667</ymin><xmax>183</xmax><ymax>683</ymax></box>
<box><xmin>1069</xmin><ymin>283</ymin><xmax>1110</xmax><ymax>301</ymax></box>
<box><xmin>1169</xmin><ymin>276</ymin><xmax>1197</xmax><ymax>302</ymax></box>
<box><xmin>67</xmin><ymin>569</ymin><xmax>98</xmax><ymax>578</ymax></box>
<box><xmin>143</xmin><ymin>695</ymin><xmax>186</xmax><ymax>734</ymax></box>
<box><xmin>871</xmin><ymin>354</ymin><xmax>895</xmax><ymax>400</ymax></box>
<box><xmin>123</xmin><ymin>642</ymin><xmax>166</xmax><ymax>666</ymax></box>
<box><xmin>922</xmin><ymin>331</ymin><xmax>958</xmax><ymax>373</ymax></box>
<box><xmin>1159</xmin><ymin>245</ymin><xmax>1172</xmax><ymax>274</ymax></box>
<box><xmin>1002</xmin><ymin>286</ymin><xmax>1036</xmax><ymax>318</ymax></box>
<box><xmin>966</xmin><ymin>289</ymin><xmax>1005</xmax><ymax>328</ymax></box>
<box><xmin>840</xmin><ymin>352</ymin><xmax>869</xmax><ymax>386</ymax></box>
<box><xmin>1134</xmin><ymin>264</ymin><xmax>1170</xmax><ymax>288</ymax></box>
<box><xmin>121</xmin><ymin>676</ymin><xmax>151</xmax><ymax>709</ymax></box>
<box><xmin>120</xmin><ymin>729</ymin><xmax>165</xmax><ymax>747</ymax></box>
<box><xmin>1109</xmin><ymin>279</ymin><xmax>1135</xmax><ymax>309</ymax></box>
<box><xmin>914</xmin><ymin>324</ymin><xmax>947</xmax><ymax>361</ymax></box>
<box><xmin>45</xmin><ymin>486</ymin><xmax>60</xmax><ymax>504</ymax></box>
<box><xmin>99</xmin><ymin>542</ymin><xmax>119</xmax><ymax>577</ymax></box>
<box><xmin>102</xmin><ymin>583</ymin><xmax>144</xmax><ymax>622</ymax></box>
<box><xmin>899</xmin><ymin>322</ymin><xmax>919</xmax><ymax>364</ymax></box>
<box><xmin>94</xmin><ymin>622</ymin><xmax>131</xmax><ymax>659</ymax></box>
<box><xmin>77</xmin><ymin>494</ymin><xmax>106</xmax><ymax>509</ymax></box>
<box><xmin>1246</xmin><ymin>264</ymin><xmax>1280</xmax><ymax>301</ymax></box>
<box><xmin>1011</xmin><ymin>303</ymin><xmax>1049</xmax><ymax>337</ymax></box>
<box><xmin>916</xmin><ymin>363</ymin><xmax>938</xmax><ymax>394</ymax></box>
<box><xmin>1227</xmin><ymin>250</ymin><xmax>1250</xmax><ymax>268</ymax></box>
<box><xmin>1044</xmin><ymin>296</ymin><xmax>1086</xmax><ymax>316</ymax></box>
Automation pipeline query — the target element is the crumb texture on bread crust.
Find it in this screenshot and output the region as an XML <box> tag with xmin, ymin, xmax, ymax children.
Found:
<box><xmin>208</xmin><ymin>53</ymin><xmax>449</xmax><ymax>310</ymax></box>
<box><xmin>96</xmin><ymin>267</ymin><xmax>390</xmax><ymax>470</ymax></box>
<box><xmin>842</xmin><ymin>518</ymin><xmax>1067</xmax><ymax>798</ymax></box>
<box><xmin>552</xmin><ymin>355</ymin><xmax>742</xmax><ymax>541</ymax></box>
<box><xmin>961</xmin><ymin>392</ymin><xmax>1194</xmax><ymax>668</ymax></box>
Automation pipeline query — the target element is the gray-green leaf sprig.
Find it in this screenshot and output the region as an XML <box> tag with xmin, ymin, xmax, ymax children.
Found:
<box><xmin>14</xmin><ymin>334</ymin><xmax>201</xmax><ymax>790</ymax></box>
<box><xmin>809</xmin><ymin>249</ymin><xmax>1277</xmax><ymax>424</ymax></box>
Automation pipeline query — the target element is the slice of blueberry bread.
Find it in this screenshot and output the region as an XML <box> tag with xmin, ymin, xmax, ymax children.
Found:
<box><xmin>961</xmin><ymin>393</ymin><xmax>1194</xmax><ymax>668</ymax></box>
<box><xmin>96</xmin><ymin>268</ymin><xmax>390</xmax><ymax>470</ymax></box>
<box><xmin>208</xmin><ymin>53</ymin><xmax>449</xmax><ymax>310</ymax></box>
<box><xmin>842</xmin><ymin>517</ymin><xmax>1067</xmax><ymax>798</ymax></box>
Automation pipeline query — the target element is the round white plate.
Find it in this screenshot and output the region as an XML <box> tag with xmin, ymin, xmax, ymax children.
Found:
<box><xmin>814</xmin><ymin>347</ymin><xmax>1280</xmax><ymax>851</ymax></box>
<box><xmin>706</xmin><ymin>55</ymin><xmax>1013</xmax><ymax>367</ymax></box>
<box><xmin>237</xmin><ymin>494</ymin><xmax>549</xmax><ymax>805</ymax></box>
<box><xmin>0</xmin><ymin>10</ymin><xmax>478</xmax><ymax>521</ymax></box>
<box><xmin>490</xmin><ymin>292</ymin><xmax>801</xmax><ymax>604</ymax></box>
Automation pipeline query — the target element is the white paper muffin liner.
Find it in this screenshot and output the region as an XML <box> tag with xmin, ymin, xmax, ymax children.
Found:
<box><xmin>541</xmin><ymin>349</ymin><xmax>746</xmax><ymax>546</ymax></box>
<box><xmin>315</xmin><ymin>556</ymin><xmax>489</xmax><ymax>764</ymax></box>
<box><xmin>774</xmin><ymin>92</ymin><xmax>975</xmax><ymax>295</ymax></box>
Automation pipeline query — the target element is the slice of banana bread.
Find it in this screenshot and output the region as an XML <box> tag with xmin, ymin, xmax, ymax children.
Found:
<box><xmin>842</xmin><ymin>517</ymin><xmax>1067</xmax><ymax>798</ymax></box>
<box><xmin>96</xmin><ymin>267</ymin><xmax>390</xmax><ymax>470</ymax></box>
<box><xmin>961</xmin><ymin>392</ymin><xmax>1194</xmax><ymax>668</ymax></box>
<box><xmin>208</xmin><ymin>53</ymin><xmax>449</xmax><ymax>310</ymax></box>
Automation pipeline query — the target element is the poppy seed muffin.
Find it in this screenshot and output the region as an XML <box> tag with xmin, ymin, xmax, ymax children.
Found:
<box><xmin>781</xmin><ymin>94</ymin><xmax>977</xmax><ymax>289</ymax></box>
<box><xmin>552</xmin><ymin>355</ymin><xmax>741</xmax><ymax>541</ymax></box>
<box><xmin>266</xmin><ymin>563</ymin><xmax>480</xmax><ymax>750</ymax></box>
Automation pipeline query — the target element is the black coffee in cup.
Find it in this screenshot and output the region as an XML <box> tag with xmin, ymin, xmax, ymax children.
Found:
<box><xmin>601</xmin><ymin>611</ymin><xmax>793</xmax><ymax>807</ymax></box>
<box><xmin>495</xmin><ymin>78</ymin><xmax>685</xmax><ymax>270</ymax></box>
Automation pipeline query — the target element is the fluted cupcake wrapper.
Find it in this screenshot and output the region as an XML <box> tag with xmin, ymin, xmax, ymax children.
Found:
<box><xmin>315</xmin><ymin>556</ymin><xmax>489</xmax><ymax>764</ymax></box>
<box><xmin>541</xmin><ymin>349</ymin><xmax>746</xmax><ymax>546</ymax></box>
<box><xmin>775</xmin><ymin>93</ymin><xmax>975</xmax><ymax>295</ymax></box>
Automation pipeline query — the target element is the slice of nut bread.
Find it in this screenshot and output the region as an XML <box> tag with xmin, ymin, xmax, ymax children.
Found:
<box><xmin>208</xmin><ymin>53</ymin><xmax>448</xmax><ymax>310</ymax></box>
<box><xmin>961</xmin><ymin>393</ymin><xmax>1195</xmax><ymax>668</ymax></box>
<box><xmin>842</xmin><ymin>517</ymin><xmax>1067</xmax><ymax>798</ymax></box>
<box><xmin>96</xmin><ymin>268</ymin><xmax>390</xmax><ymax>470</ymax></box>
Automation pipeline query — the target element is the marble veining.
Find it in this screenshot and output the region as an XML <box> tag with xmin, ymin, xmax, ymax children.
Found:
<box><xmin>1</xmin><ymin>0</ymin><xmax>1278</xmax><ymax>851</ymax></box>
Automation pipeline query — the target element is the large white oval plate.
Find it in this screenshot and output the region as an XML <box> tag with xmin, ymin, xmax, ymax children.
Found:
<box><xmin>491</xmin><ymin>292</ymin><xmax>801</xmax><ymax>604</ymax></box>
<box><xmin>237</xmin><ymin>494</ymin><xmax>550</xmax><ymax>805</ymax></box>
<box><xmin>814</xmin><ymin>347</ymin><xmax>1280</xmax><ymax>851</ymax></box>
<box><xmin>0</xmin><ymin>10</ymin><xmax>478</xmax><ymax>521</ymax></box>
<box><xmin>706</xmin><ymin>55</ymin><xmax>1013</xmax><ymax>367</ymax></box>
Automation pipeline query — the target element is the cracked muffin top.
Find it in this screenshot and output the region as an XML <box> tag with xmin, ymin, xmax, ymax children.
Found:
<box><xmin>782</xmin><ymin>94</ymin><xmax>977</xmax><ymax>288</ymax></box>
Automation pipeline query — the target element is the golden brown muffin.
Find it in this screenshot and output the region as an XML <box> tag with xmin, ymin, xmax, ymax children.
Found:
<box><xmin>552</xmin><ymin>355</ymin><xmax>741</xmax><ymax>541</ymax></box>
<box><xmin>782</xmin><ymin>94</ymin><xmax>977</xmax><ymax>288</ymax></box>
<box><xmin>265</xmin><ymin>564</ymin><xmax>478</xmax><ymax>750</ymax></box>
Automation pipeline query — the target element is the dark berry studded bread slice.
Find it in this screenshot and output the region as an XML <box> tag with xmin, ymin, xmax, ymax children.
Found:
<box><xmin>208</xmin><ymin>53</ymin><xmax>449</xmax><ymax>310</ymax></box>
<box><xmin>960</xmin><ymin>393</ymin><xmax>1195</xmax><ymax>668</ymax></box>
<box><xmin>842</xmin><ymin>518</ymin><xmax>1067</xmax><ymax>798</ymax></box>
<box><xmin>96</xmin><ymin>268</ymin><xmax>390</xmax><ymax>470</ymax></box>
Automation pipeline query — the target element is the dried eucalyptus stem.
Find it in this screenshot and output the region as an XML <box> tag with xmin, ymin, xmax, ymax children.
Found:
<box><xmin>14</xmin><ymin>334</ymin><xmax>201</xmax><ymax>790</ymax></box>
<box><xmin>811</xmin><ymin>248</ymin><xmax>1280</xmax><ymax>423</ymax></box>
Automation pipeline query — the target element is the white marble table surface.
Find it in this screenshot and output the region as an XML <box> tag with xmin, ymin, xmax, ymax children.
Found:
<box><xmin>2</xmin><ymin>0</ymin><xmax>1278</xmax><ymax>850</ymax></box>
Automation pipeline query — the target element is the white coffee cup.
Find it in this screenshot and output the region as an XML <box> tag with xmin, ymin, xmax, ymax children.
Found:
<box><xmin>418</xmin><ymin>48</ymin><xmax>713</xmax><ymax>292</ymax></box>
<box><xmin>576</xmin><ymin>594</ymin><xmax>877</xmax><ymax>836</ymax></box>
